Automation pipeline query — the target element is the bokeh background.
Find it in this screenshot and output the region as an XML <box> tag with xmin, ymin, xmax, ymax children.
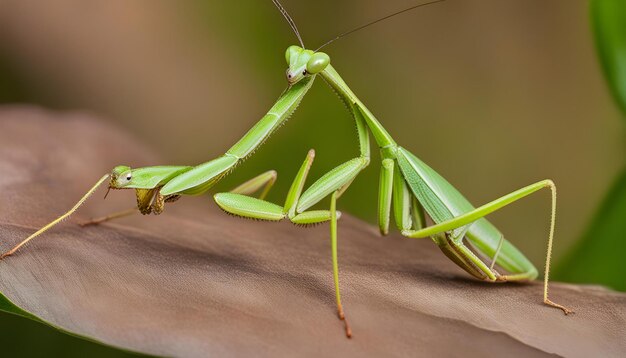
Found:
<box><xmin>0</xmin><ymin>0</ymin><xmax>623</xmax><ymax>356</ymax></box>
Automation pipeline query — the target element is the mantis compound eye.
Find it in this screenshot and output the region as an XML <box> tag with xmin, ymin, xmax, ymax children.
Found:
<box><xmin>306</xmin><ymin>52</ymin><xmax>330</xmax><ymax>74</ymax></box>
<box><xmin>285</xmin><ymin>45</ymin><xmax>301</xmax><ymax>65</ymax></box>
<box><xmin>114</xmin><ymin>170</ymin><xmax>133</xmax><ymax>188</ymax></box>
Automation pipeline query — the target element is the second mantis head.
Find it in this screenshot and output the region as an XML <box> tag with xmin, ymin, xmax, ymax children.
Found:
<box><xmin>285</xmin><ymin>45</ymin><xmax>330</xmax><ymax>85</ymax></box>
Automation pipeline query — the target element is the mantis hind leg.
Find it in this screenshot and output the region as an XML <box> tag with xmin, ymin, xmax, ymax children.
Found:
<box><xmin>488</xmin><ymin>234</ymin><xmax>537</xmax><ymax>281</ymax></box>
<box><xmin>402</xmin><ymin>179</ymin><xmax>573</xmax><ymax>314</ymax></box>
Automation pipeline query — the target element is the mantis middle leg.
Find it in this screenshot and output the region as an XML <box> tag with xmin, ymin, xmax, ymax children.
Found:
<box><xmin>216</xmin><ymin>109</ymin><xmax>371</xmax><ymax>337</ymax></box>
<box><xmin>215</xmin><ymin>150</ymin><xmax>367</xmax><ymax>338</ymax></box>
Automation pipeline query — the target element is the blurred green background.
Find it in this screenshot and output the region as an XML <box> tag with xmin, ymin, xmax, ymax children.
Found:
<box><xmin>0</xmin><ymin>0</ymin><xmax>623</xmax><ymax>356</ymax></box>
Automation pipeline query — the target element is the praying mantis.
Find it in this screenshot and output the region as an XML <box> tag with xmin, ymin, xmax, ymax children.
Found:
<box><xmin>0</xmin><ymin>0</ymin><xmax>573</xmax><ymax>338</ymax></box>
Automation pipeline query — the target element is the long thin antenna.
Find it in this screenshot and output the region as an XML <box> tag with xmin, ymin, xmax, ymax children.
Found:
<box><xmin>0</xmin><ymin>174</ymin><xmax>110</xmax><ymax>259</ymax></box>
<box><xmin>316</xmin><ymin>0</ymin><xmax>445</xmax><ymax>51</ymax></box>
<box><xmin>272</xmin><ymin>0</ymin><xmax>305</xmax><ymax>48</ymax></box>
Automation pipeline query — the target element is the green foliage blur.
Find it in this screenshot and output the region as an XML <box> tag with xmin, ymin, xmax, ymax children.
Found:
<box><xmin>555</xmin><ymin>169</ymin><xmax>626</xmax><ymax>291</ymax></box>
<box><xmin>0</xmin><ymin>0</ymin><xmax>623</xmax><ymax>355</ymax></box>
<box><xmin>590</xmin><ymin>0</ymin><xmax>626</xmax><ymax>118</ymax></box>
<box><xmin>0</xmin><ymin>313</ymin><xmax>140</xmax><ymax>357</ymax></box>
<box><xmin>554</xmin><ymin>0</ymin><xmax>626</xmax><ymax>291</ymax></box>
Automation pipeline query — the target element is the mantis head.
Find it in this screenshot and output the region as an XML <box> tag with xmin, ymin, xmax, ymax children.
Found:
<box><xmin>285</xmin><ymin>45</ymin><xmax>330</xmax><ymax>85</ymax></box>
<box><xmin>276</xmin><ymin>0</ymin><xmax>443</xmax><ymax>87</ymax></box>
<box><xmin>109</xmin><ymin>165</ymin><xmax>133</xmax><ymax>189</ymax></box>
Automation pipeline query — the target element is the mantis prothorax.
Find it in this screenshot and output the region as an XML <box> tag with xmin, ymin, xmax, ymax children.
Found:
<box><xmin>1</xmin><ymin>0</ymin><xmax>572</xmax><ymax>338</ymax></box>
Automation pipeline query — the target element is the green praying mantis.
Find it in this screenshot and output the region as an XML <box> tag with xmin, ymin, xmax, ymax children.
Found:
<box><xmin>1</xmin><ymin>0</ymin><xmax>572</xmax><ymax>338</ymax></box>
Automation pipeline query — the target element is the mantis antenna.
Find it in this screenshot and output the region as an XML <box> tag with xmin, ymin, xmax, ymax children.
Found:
<box><xmin>0</xmin><ymin>174</ymin><xmax>110</xmax><ymax>259</ymax></box>
<box><xmin>316</xmin><ymin>0</ymin><xmax>446</xmax><ymax>51</ymax></box>
<box><xmin>272</xmin><ymin>0</ymin><xmax>305</xmax><ymax>48</ymax></box>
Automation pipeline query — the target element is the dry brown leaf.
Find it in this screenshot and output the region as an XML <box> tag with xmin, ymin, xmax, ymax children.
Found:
<box><xmin>0</xmin><ymin>107</ymin><xmax>624</xmax><ymax>357</ymax></box>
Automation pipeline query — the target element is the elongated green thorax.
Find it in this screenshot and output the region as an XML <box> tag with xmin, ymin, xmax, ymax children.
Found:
<box><xmin>319</xmin><ymin>65</ymin><xmax>396</xmax><ymax>149</ymax></box>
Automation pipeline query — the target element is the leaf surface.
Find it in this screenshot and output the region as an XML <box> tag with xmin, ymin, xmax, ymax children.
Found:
<box><xmin>0</xmin><ymin>107</ymin><xmax>625</xmax><ymax>357</ymax></box>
